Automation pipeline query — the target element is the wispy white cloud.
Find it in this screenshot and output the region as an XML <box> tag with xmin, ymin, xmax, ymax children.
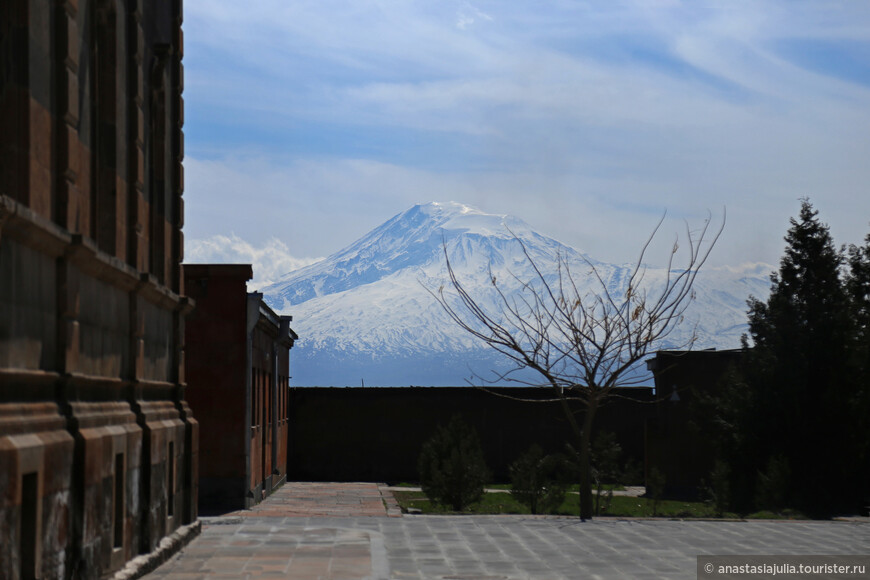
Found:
<box><xmin>456</xmin><ymin>2</ymin><xmax>493</xmax><ymax>30</ymax></box>
<box><xmin>185</xmin><ymin>234</ymin><xmax>322</xmax><ymax>290</ymax></box>
<box><xmin>181</xmin><ymin>0</ymin><xmax>870</xmax><ymax>270</ymax></box>
<box><xmin>183</xmin><ymin>153</ymin><xmax>778</xmax><ymax>270</ymax></box>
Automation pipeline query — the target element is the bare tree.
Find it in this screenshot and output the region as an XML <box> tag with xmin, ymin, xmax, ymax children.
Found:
<box><xmin>427</xmin><ymin>213</ymin><xmax>724</xmax><ymax>519</ymax></box>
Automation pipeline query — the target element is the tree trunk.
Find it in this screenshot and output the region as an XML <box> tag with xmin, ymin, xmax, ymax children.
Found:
<box><xmin>579</xmin><ymin>397</ymin><xmax>598</xmax><ymax>520</ymax></box>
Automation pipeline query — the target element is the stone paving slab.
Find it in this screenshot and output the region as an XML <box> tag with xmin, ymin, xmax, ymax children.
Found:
<box><xmin>146</xmin><ymin>522</ymin><xmax>385</xmax><ymax>580</ymax></box>
<box><xmin>149</xmin><ymin>515</ymin><xmax>869</xmax><ymax>580</ymax></box>
<box><xmin>366</xmin><ymin>516</ymin><xmax>869</xmax><ymax>579</ymax></box>
<box><xmin>224</xmin><ymin>482</ymin><xmax>402</xmax><ymax>518</ymax></box>
<box><xmin>147</xmin><ymin>483</ymin><xmax>870</xmax><ymax>580</ymax></box>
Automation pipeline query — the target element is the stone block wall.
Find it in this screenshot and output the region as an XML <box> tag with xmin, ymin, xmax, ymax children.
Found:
<box><xmin>0</xmin><ymin>401</ymin><xmax>75</xmax><ymax>578</ymax></box>
<box><xmin>0</xmin><ymin>1</ymin><xmax>197</xmax><ymax>578</ymax></box>
<box><xmin>184</xmin><ymin>266</ymin><xmax>296</xmax><ymax>512</ymax></box>
<box><xmin>183</xmin><ymin>265</ymin><xmax>250</xmax><ymax>511</ymax></box>
<box><xmin>287</xmin><ymin>386</ymin><xmax>653</xmax><ymax>484</ymax></box>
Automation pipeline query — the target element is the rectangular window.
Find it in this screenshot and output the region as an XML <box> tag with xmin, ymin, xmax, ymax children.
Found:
<box><xmin>21</xmin><ymin>472</ymin><xmax>38</xmax><ymax>580</ymax></box>
<box><xmin>167</xmin><ymin>442</ymin><xmax>175</xmax><ymax>517</ymax></box>
<box><xmin>0</xmin><ymin>0</ymin><xmax>30</xmax><ymax>206</ymax></box>
<box><xmin>251</xmin><ymin>369</ymin><xmax>257</xmax><ymax>426</ymax></box>
<box><xmin>113</xmin><ymin>453</ymin><xmax>124</xmax><ymax>548</ymax></box>
<box><xmin>94</xmin><ymin>3</ymin><xmax>118</xmax><ymax>254</ymax></box>
<box><xmin>267</xmin><ymin>372</ymin><xmax>272</xmax><ymax>426</ymax></box>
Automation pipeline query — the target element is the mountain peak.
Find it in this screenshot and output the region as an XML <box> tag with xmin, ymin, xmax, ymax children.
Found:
<box><xmin>260</xmin><ymin>202</ymin><xmax>771</xmax><ymax>386</ymax></box>
<box><xmin>263</xmin><ymin>202</ymin><xmax>544</xmax><ymax>308</ymax></box>
<box><xmin>396</xmin><ymin>201</ymin><xmax>533</xmax><ymax>240</ymax></box>
<box><xmin>412</xmin><ymin>201</ymin><xmax>479</xmax><ymax>216</ymax></box>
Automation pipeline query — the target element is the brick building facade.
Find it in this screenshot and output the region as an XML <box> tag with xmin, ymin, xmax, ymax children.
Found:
<box><xmin>183</xmin><ymin>265</ymin><xmax>297</xmax><ymax>511</ymax></box>
<box><xmin>0</xmin><ymin>1</ymin><xmax>197</xmax><ymax>578</ymax></box>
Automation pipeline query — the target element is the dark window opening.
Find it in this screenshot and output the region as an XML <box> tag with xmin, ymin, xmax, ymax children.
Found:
<box><xmin>167</xmin><ymin>442</ymin><xmax>174</xmax><ymax>517</ymax></box>
<box><xmin>267</xmin><ymin>372</ymin><xmax>272</xmax><ymax>426</ymax></box>
<box><xmin>92</xmin><ymin>3</ymin><xmax>118</xmax><ymax>253</ymax></box>
<box><xmin>149</xmin><ymin>50</ymin><xmax>168</xmax><ymax>283</ymax></box>
<box><xmin>20</xmin><ymin>472</ymin><xmax>38</xmax><ymax>580</ymax></box>
<box><xmin>113</xmin><ymin>453</ymin><xmax>124</xmax><ymax>548</ymax></box>
<box><xmin>251</xmin><ymin>369</ymin><xmax>256</xmax><ymax>427</ymax></box>
<box><xmin>0</xmin><ymin>0</ymin><xmax>30</xmax><ymax>205</ymax></box>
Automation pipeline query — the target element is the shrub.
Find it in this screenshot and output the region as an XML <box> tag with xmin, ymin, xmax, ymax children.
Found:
<box><xmin>755</xmin><ymin>455</ymin><xmax>791</xmax><ymax>513</ymax></box>
<box><xmin>509</xmin><ymin>445</ymin><xmax>569</xmax><ymax>514</ymax></box>
<box><xmin>622</xmin><ymin>457</ymin><xmax>644</xmax><ymax>486</ymax></box>
<box><xmin>647</xmin><ymin>467</ymin><xmax>666</xmax><ymax>516</ymax></box>
<box><xmin>702</xmin><ymin>460</ymin><xmax>732</xmax><ymax>517</ymax></box>
<box><xmin>592</xmin><ymin>432</ymin><xmax>622</xmax><ymax>515</ymax></box>
<box><xmin>418</xmin><ymin>415</ymin><xmax>490</xmax><ymax>511</ymax></box>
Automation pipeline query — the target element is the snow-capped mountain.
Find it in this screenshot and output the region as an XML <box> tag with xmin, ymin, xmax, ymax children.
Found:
<box><xmin>262</xmin><ymin>202</ymin><xmax>771</xmax><ymax>386</ymax></box>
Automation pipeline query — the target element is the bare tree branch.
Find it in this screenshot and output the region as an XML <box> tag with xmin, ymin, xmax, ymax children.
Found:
<box><xmin>422</xmin><ymin>210</ymin><xmax>725</xmax><ymax>519</ymax></box>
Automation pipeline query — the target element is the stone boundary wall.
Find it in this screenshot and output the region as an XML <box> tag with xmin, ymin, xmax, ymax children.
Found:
<box><xmin>288</xmin><ymin>386</ymin><xmax>654</xmax><ymax>483</ymax></box>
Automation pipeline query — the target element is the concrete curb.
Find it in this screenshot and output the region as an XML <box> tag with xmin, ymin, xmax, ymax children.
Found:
<box><xmin>377</xmin><ymin>484</ymin><xmax>404</xmax><ymax>518</ymax></box>
<box><xmin>198</xmin><ymin>515</ymin><xmax>244</xmax><ymax>525</ymax></box>
<box><xmin>111</xmin><ymin>520</ymin><xmax>202</xmax><ymax>580</ymax></box>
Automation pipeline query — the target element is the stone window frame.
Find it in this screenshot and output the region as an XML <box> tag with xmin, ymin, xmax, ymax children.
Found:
<box><xmin>15</xmin><ymin>440</ymin><xmax>44</xmax><ymax>580</ymax></box>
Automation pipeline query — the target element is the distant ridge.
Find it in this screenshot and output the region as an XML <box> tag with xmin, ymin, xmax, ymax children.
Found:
<box><xmin>263</xmin><ymin>202</ymin><xmax>770</xmax><ymax>386</ymax></box>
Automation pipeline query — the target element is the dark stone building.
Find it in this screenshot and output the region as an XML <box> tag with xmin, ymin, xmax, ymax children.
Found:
<box><xmin>0</xmin><ymin>1</ymin><xmax>196</xmax><ymax>578</ymax></box>
<box><xmin>645</xmin><ymin>349</ymin><xmax>745</xmax><ymax>497</ymax></box>
<box><xmin>183</xmin><ymin>264</ymin><xmax>297</xmax><ymax>512</ymax></box>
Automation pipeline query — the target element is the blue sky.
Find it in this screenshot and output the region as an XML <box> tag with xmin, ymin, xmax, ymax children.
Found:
<box><xmin>181</xmin><ymin>1</ymin><xmax>870</xmax><ymax>283</ymax></box>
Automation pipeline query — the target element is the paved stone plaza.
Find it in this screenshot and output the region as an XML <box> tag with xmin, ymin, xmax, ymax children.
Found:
<box><xmin>146</xmin><ymin>483</ymin><xmax>869</xmax><ymax>580</ymax></box>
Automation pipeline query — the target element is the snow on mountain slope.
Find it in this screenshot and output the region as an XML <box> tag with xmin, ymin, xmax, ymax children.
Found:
<box><xmin>262</xmin><ymin>202</ymin><xmax>771</xmax><ymax>386</ymax></box>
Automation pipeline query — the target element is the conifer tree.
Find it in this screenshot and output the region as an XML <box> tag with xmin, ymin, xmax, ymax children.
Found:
<box><xmin>845</xmin><ymin>232</ymin><xmax>870</xmax><ymax>507</ymax></box>
<box><xmin>742</xmin><ymin>200</ymin><xmax>857</xmax><ymax>515</ymax></box>
<box><xmin>846</xmin><ymin>232</ymin><xmax>870</xmax><ymax>374</ymax></box>
<box><xmin>418</xmin><ymin>415</ymin><xmax>490</xmax><ymax>511</ymax></box>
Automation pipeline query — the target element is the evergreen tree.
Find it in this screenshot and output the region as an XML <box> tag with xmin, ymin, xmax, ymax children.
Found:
<box><xmin>846</xmin><ymin>232</ymin><xmax>870</xmax><ymax>374</ymax></box>
<box><xmin>742</xmin><ymin>200</ymin><xmax>857</xmax><ymax>515</ymax></box>
<box><xmin>691</xmin><ymin>362</ymin><xmax>758</xmax><ymax>511</ymax></box>
<box><xmin>418</xmin><ymin>415</ymin><xmax>490</xmax><ymax>511</ymax></box>
<box><xmin>845</xmin><ymin>232</ymin><xmax>870</xmax><ymax>508</ymax></box>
